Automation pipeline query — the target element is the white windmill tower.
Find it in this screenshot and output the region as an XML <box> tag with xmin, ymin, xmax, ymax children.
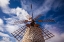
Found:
<box><xmin>11</xmin><ymin>4</ymin><xmax>55</xmax><ymax>42</ymax></box>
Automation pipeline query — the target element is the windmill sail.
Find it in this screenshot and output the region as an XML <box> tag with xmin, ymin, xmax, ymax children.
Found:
<box><xmin>42</xmin><ymin>28</ymin><xmax>54</xmax><ymax>40</ymax></box>
<box><xmin>11</xmin><ymin>26</ymin><xmax>27</xmax><ymax>41</ymax></box>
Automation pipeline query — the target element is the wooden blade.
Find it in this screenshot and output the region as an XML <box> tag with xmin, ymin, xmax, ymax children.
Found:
<box><xmin>24</xmin><ymin>20</ymin><xmax>28</xmax><ymax>23</ymax></box>
<box><xmin>26</xmin><ymin>14</ymin><xmax>32</xmax><ymax>20</ymax></box>
<box><xmin>34</xmin><ymin>14</ymin><xmax>42</xmax><ymax>20</ymax></box>
<box><xmin>38</xmin><ymin>19</ymin><xmax>55</xmax><ymax>22</ymax></box>
<box><xmin>14</xmin><ymin>20</ymin><xmax>24</xmax><ymax>24</ymax></box>
<box><xmin>14</xmin><ymin>20</ymin><xmax>27</xmax><ymax>25</ymax></box>
<box><xmin>43</xmin><ymin>19</ymin><xmax>55</xmax><ymax>22</ymax></box>
<box><xmin>37</xmin><ymin>20</ymin><xmax>43</xmax><ymax>22</ymax></box>
<box><xmin>26</xmin><ymin>24</ymin><xmax>31</xmax><ymax>27</ymax></box>
<box><xmin>23</xmin><ymin>20</ymin><xmax>31</xmax><ymax>22</ymax></box>
<box><xmin>34</xmin><ymin>24</ymin><xmax>39</xmax><ymax>27</ymax></box>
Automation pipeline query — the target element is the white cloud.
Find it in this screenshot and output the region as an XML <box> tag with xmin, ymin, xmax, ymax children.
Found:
<box><xmin>0</xmin><ymin>18</ymin><xmax>3</xmax><ymax>25</ymax></box>
<box><xmin>0</xmin><ymin>0</ymin><xmax>31</xmax><ymax>20</ymax></box>
<box><xmin>0</xmin><ymin>19</ymin><xmax>11</xmax><ymax>41</ymax></box>
<box><xmin>15</xmin><ymin>7</ymin><xmax>31</xmax><ymax>20</ymax></box>
<box><xmin>0</xmin><ymin>0</ymin><xmax>11</xmax><ymax>14</ymax></box>
<box><xmin>6</xmin><ymin>24</ymin><xmax>19</xmax><ymax>33</ymax></box>
<box><xmin>4</xmin><ymin>7</ymin><xmax>31</xmax><ymax>33</ymax></box>
<box><xmin>0</xmin><ymin>32</ymin><xmax>10</xmax><ymax>37</ymax></box>
<box><xmin>44</xmin><ymin>24</ymin><xmax>64</xmax><ymax>42</ymax></box>
<box><xmin>0</xmin><ymin>27</ymin><xmax>4</xmax><ymax>31</ymax></box>
<box><xmin>0</xmin><ymin>0</ymin><xmax>15</xmax><ymax>14</ymax></box>
<box><xmin>0</xmin><ymin>0</ymin><xmax>31</xmax><ymax>34</ymax></box>
<box><xmin>0</xmin><ymin>0</ymin><xmax>31</xmax><ymax>23</ymax></box>
<box><xmin>21</xmin><ymin>0</ymin><xmax>56</xmax><ymax>18</ymax></box>
<box><xmin>0</xmin><ymin>37</ymin><xmax>12</xmax><ymax>42</ymax></box>
<box><xmin>0</xmin><ymin>18</ymin><xmax>4</xmax><ymax>31</ymax></box>
<box><xmin>34</xmin><ymin>0</ymin><xmax>55</xmax><ymax>16</ymax></box>
<box><xmin>0</xmin><ymin>0</ymin><xmax>10</xmax><ymax>7</ymax></box>
<box><xmin>44</xmin><ymin>24</ymin><xmax>60</xmax><ymax>33</ymax></box>
<box><xmin>0</xmin><ymin>0</ymin><xmax>32</xmax><ymax>33</ymax></box>
<box><xmin>46</xmin><ymin>33</ymin><xmax>64</xmax><ymax>42</ymax></box>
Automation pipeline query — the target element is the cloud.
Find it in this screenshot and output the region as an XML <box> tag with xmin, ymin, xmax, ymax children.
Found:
<box><xmin>6</xmin><ymin>24</ymin><xmax>19</xmax><ymax>33</ymax></box>
<box><xmin>46</xmin><ymin>33</ymin><xmax>64</xmax><ymax>42</ymax></box>
<box><xmin>44</xmin><ymin>24</ymin><xmax>60</xmax><ymax>33</ymax></box>
<box><xmin>0</xmin><ymin>0</ymin><xmax>32</xmax><ymax>33</ymax></box>
<box><xmin>0</xmin><ymin>0</ymin><xmax>10</xmax><ymax>7</ymax></box>
<box><xmin>0</xmin><ymin>18</ymin><xmax>3</xmax><ymax>25</ymax></box>
<box><xmin>51</xmin><ymin>0</ymin><xmax>64</xmax><ymax>11</ymax></box>
<box><xmin>33</xmin><ymin>0</ymin><xmax>55</xmax><ymax>16</ymax></box>
<box><xmin>15</xmin><ymin>7</ymin><xmax>31</xmax><ymax>20</ymax></box>
<box><xmin>0</xmin><ymin>37</ymin><xmax>12</xmax><ymax>42</ymax></box>
<box><xmin>21</xmin><ymin>0</ymin><xmax>64</xmax><ymax>19</ymax></box>
<box><xmin>44</xmin><ymin>24</ymin><xmax>64</xmax><ymax>42</ymax></box>
<box><xmin>20</xmin><ymin>0</ymin><xmax>55</xmax><ymax>18</ymax></box>
<box><xmin>0</xmin><ymin>27</ymin><xmax>4</xmax><ymax>32</ymax></box>
<box><xmin>3</xmin><ymin>7</ymin><xmax>31</xmax><ymax>33</ymax></box>
<box><xmin>0</xmin><ymin>0</ymin><xmax>10</xmax><ymax>14</ymax></box>
<box><xmin>0</xmin><ymin>0</ymin><xmax>31</xmax><ymax>34</ymax></box>
<box><xmin>0</xmin><ymin>18</ymin><xmax>4</xmax><ymax>31</ymax></box>
<box><xmin>0</xmin><ymin>0</ymin><xmax>31</xmax><ymax>21</ymax></box>
<box><xmin>0</xmin><ymin>0</ymin><xmax>15</xmax><ymax>14</ymax></box>
<box><xmin>4</xmin><ymin>17</ymin><xmax>23</xmax><ymax>33</ymax></box>
<box><xmin>0</xmin><ymin>0</ymin><xmax>27</xmax><ymax>16</ymax></box>
<box><xmin>0</xmin><ymin>32</ymin><xmax>10</xmax><ymax>37</ymax></box>
<box><xmin>0</xmin><ymin>0</ymin><xmax>31</xmax><ymax>19</ymax></box>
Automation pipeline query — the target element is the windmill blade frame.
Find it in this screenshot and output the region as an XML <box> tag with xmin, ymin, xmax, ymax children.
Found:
<box><xmin>14</xmin><ymin>20</ymin><xmax>31</xmax><ymax>24</ymax></box>
<box><xmin>42</xmin><ymin>28</ymin><xmax>54</xmax><ymax>40</ymax></box>
<box><xmin>11</xmin><ymin>26</ymin><xmax>27</xmax><ymax>41</ymax></box>
<box><xmin>34</xmin><ymin>14</ymin><xmax>43</xmax><ymax>20</ymax></box>
<box><xmin>38</xmin><ymin>19</ymin><xmax>55</xmax><ymax>22</ymax></box>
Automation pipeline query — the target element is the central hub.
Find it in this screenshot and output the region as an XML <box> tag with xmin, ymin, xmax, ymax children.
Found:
<box><xmin>30</xmin><ymin>20</ymin><xmax>35</xmax><ymax>26</ymax></box>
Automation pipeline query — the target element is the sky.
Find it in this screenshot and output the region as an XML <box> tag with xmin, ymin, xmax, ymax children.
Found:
<box><xmin>0</xmin><ymin>0</ymin><xmax>64</xmax><ymax>42</ymax></box>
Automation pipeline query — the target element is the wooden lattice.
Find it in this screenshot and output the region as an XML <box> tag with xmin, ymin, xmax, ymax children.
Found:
<box><xmin>11</xmin><ymin>26</ymin><xmax>27</xmax><ymax>41</ymax></box>
<box><xmin>42</xmin><ymin>28</ymin><xmax>54</xmax><ymax>40</ymax></box>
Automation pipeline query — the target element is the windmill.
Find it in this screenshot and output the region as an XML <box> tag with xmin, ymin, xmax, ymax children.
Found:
<box><xmin>11</xmin><ymin>4</ymin><xmax>55</xmax><ymax>42</ymax></box>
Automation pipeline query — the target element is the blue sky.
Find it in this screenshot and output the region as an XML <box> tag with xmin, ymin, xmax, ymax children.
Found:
<box><xmin>0</xmin><ymin>0</ymin><xmax>64</xmax><ymax>42</ymax></box>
